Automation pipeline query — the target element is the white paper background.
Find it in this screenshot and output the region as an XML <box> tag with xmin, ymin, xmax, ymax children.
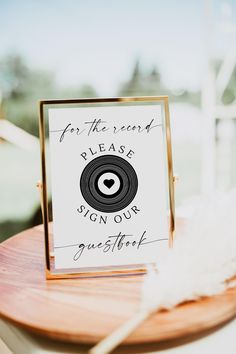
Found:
<box><xmin>48</xmin><ymin>105</ymin><xmax>169</xmax><ymax>270</ymax></box>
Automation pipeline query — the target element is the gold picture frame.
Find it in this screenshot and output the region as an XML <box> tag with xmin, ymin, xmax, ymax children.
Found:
<box><xmin>39</xmin><ymin>96</ymin><xmax>175</xmax><ymax>279</ymax></box>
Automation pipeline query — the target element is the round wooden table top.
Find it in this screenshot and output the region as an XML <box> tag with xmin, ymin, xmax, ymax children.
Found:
<box><xmin>0</xmin><ymin>223</ymin><xmax>236</xmax><ymax>345</ymax></box>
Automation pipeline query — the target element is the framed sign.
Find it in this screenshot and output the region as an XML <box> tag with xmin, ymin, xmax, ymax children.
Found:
<box><xmin>39</xmin><ymin>96</ymin><xmax>175</xmax><ymax>279</ymax></box>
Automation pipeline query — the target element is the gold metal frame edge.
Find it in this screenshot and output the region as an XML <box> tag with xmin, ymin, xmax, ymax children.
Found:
<box><xmin>39</xmin><ymin>96</ymin><xmax>175</xmax><ymax>279</ymax></box>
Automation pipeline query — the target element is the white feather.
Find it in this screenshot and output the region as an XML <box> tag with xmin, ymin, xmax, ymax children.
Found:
<box><xmin>142</xmin><ymin>190</ymin><xmax>236</xmax><ymax>312</ymax></box>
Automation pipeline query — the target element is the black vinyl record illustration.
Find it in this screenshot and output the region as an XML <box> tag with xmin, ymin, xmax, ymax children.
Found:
<box><xmin>80</xmin><ymin>155</ymin><xmax>138</xmax><ymax>213</ymax></box>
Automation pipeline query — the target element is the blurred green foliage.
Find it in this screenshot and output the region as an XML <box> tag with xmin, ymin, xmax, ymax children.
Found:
<box><xmin>0</xmin><ymin>54</ymin><xmax>97</xmax><ymax>136</ymax></box>
<box><xmin>118</xmin><ymin>60</ymin><xmax>200</xmax><ymax>106</ymax></box>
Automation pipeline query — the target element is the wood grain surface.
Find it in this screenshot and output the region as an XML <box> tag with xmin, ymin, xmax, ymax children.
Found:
<box><xmin>0</xmin><ymin>222</ymin><xmax>236</xmax><ymax>345</ymax></box>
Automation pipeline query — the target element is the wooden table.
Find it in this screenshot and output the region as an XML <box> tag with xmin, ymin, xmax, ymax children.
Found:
<box><xmin>1</xmin><ymin>223</ymin><xmax>236</xmax><ymax>353</ymax></box>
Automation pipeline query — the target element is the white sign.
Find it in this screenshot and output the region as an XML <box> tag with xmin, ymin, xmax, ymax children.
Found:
<box><xmin>47</xmin><ymin>103</ymin><xmax>170</xmax><ymax>272</ymax></box>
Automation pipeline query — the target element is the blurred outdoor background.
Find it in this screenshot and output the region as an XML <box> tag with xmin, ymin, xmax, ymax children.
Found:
<box><xmin>0</xmin><ymin>0</ymin><xmax>236</xmax><ymax>241</ymax></box>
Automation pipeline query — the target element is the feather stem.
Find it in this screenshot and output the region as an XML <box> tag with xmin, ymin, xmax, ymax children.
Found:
<box><xmin>88</xmin><ymin>308</ymin><xmax>151</xmax><ymax>354</ymax></box>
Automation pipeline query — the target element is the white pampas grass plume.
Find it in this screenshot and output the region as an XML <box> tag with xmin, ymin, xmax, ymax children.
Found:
<box><xmin>142</xmin><ymin>191</ymin><xmax>236</xmax><ymax>312</ymax></box>
<box><xmin>89</xmin><ymin>191</ymin><xmax>236</xmax><ymax>354</ymax></box>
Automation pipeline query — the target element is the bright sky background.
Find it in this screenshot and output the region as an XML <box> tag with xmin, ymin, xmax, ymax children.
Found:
<box><xmin>0</xmin><ymin>0</ymin><xmax>235</xmax><ymax>94</ymax></box>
